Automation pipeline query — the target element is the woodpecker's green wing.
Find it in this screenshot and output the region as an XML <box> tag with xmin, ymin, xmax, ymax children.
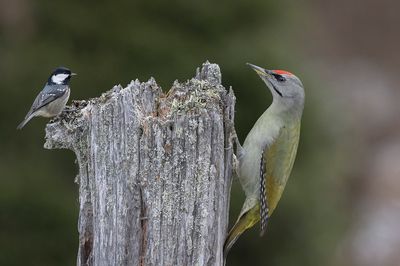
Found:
<box><xmin>259</xmin><ymin>120</ymin><xmax>301</xmax><ymax>235</ymax></box>
<box><xmin>223</xmin><ymin>202</ymin><xmax>260</xmax><ymax>260</ymax></box>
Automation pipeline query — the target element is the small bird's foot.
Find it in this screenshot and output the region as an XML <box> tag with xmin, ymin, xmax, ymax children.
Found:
<box><xmin>49</xmin><ymin>117</ymin><xmax>58</xmax><ymax>123</ymax></box>
<box><xmin>63</xmin><ymin>106</ymin><xmax>77</xmax><ymax>113</ymax></box>
<box><xmin>57</xmin><ymin>106</ymin><xmax>78</xmax><ymax>123</ymax></box>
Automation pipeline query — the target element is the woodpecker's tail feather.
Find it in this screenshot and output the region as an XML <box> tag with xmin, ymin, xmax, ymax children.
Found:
<box><xmin>17</xmin><ymin>113</ymin><xmax>34</xmax><ymax>129</ymax></box>
<box><xmin>223</xmin><ymin>204</ymin><xmax>260</xmax><ymax>259</ymax></box>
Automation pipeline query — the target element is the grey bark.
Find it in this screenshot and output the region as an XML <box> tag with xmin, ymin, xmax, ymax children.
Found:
<box><xmin>44</xmin><ymin>62</ymin><xmax>235</xmax><ymax>266</ymax></box>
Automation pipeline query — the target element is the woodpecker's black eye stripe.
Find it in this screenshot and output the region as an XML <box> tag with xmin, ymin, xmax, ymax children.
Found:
<box><xmin>272</xmin><ymin>74</ymin><xmax>286</xmax><ymax>82</ymax></box>
<box><xmin>271</xmin><ymin>84</ymin><xmax>283</xmax><ymax>97</ymax></box>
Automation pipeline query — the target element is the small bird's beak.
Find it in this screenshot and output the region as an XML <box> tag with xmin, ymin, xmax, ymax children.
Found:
<box><xmin>247</xmin><ymin>63</ymin><xmax>273</xmax><ymax>77</ymax></box>
<box><xmin>71</xmin><ymin>73</ymin><xmax>77</xmax><ymax>76</ymax></box>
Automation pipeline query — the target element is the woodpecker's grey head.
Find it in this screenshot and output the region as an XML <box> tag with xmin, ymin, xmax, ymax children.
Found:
<box><xmin>48</xmin><ymin>67</ymin><xmax>77</xmax><ymax>85</ymax></box>
<box><xmin>247</xmin><ymin>63</ymin><xmax>305</xmax><ymax>114</ymax></box>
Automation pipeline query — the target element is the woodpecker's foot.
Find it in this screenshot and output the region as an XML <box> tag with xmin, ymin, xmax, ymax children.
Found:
<box><xmin>225</xmin><ymin>119</ymin><xmax>235</xmax><ymax>150</ymax></box>
<box><xmin>235</xmin><ymin>136</ymin><xmax>245</xmax><ymax>159</ymax></box>
<box><xmin>229</xmin><ymin>130</ymin><xmax>245</xmax><ymax>159</ymax></box>
<box><xmin>232</xmin><ymin>153</ymin><xmax>240</xmax><ymax>176</ymax></box>
<box><xmin>225</xmin><ymin>119</ymin><xmax>245</xmax><ymax>159</ymax></box>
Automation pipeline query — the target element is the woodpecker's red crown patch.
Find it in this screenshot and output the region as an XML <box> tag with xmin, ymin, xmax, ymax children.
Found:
<box><xmin>273</xmin><ymin>70</ymin><xmax>293</xmax><ymax>76</ymax></box>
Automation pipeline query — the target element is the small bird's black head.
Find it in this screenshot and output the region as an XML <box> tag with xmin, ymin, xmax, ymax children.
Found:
<box><xmin>48</xmin><ymin>66</ymin><xmax>77</xmax><ymax>85</ymax></box>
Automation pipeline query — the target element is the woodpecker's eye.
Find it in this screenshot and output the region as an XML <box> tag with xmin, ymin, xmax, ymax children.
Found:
<box><xmin>272</xmin><ymin>74</ymin><xmax>286</xmax><ymax>82</ymax></box>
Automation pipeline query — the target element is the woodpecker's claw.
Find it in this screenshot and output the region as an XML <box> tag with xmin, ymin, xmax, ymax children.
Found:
<box><xmin>228</xmin><ymin>130</ymin><xmax>243</xmax><ymax>176</ymax></box>
<box><xmin>235</xmin><ymin>134</ymin><xmax>245</xmax><ymax>158</ymax></box>
<box><xmin>232</xmin><ymin>153</ymin><xmax>240</xmax><ymax>176</ymax></box>
<box><xmin>225</xmin><ymin>119</ymin><xmax>235</xmax><ymax>150</ymax></box>
<box><xmin>229</xmin><ymin>130</ymin><xmax>244</xmax><ymax>159</ymax></box>
<box><xmin>225</xmin><ymin>119</ymin><xmax>242</xmax><ymax>150</ymax></box>
<box><xmin>225</xmin><ymin>119</ymin><xmax>244</xmax><ymax>177</ymax></box>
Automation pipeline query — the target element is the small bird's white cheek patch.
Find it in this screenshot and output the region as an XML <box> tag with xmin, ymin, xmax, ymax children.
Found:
<box><xmin>51</xmin><ymin>73</ymin><xmax>69</xmax><ymax>84</ymax></box>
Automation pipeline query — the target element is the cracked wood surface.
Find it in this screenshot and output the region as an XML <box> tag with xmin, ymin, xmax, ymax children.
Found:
<box><xmin>44</xmin><ymin>62</ymin><xmax>235</xmax><ymax>266</ymax></box>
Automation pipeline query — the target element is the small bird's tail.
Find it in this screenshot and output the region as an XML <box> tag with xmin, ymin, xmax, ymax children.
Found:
<box><xmin>17</xmin><ymin>113</ymin><xmax>34</xmax><ymax>129</ymax></box>
<box><xmin>223</xmin><ymin>204</ymin><xmax>260</xmax><ymax>259</ymax></box>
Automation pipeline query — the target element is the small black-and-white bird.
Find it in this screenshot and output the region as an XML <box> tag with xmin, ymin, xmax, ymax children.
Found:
<box><xmin>17</xmin><ymin>67</ymin><xmax>76</xmax><ymax>129</ymax></box>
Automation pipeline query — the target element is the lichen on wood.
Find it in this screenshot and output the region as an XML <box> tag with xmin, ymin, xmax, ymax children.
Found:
<box><xmin>44</xmin><ymin>62</ymin><xmax>235</xmax><ymax>266</ymax></box>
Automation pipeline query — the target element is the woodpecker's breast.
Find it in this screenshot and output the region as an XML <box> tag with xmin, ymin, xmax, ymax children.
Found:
<box><xmin>238</xmin><ymin>111</ymin><xmax>284</xmax><ymax>197</ymax></box>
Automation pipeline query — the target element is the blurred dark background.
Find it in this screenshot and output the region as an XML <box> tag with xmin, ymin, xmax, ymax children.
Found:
<box><xmin>1</xmin><ymin>0</ymin><xmax>399</xmax><ymax>265</ymax></box>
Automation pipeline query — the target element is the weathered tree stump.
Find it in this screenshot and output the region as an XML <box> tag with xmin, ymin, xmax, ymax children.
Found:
<box><xmin>44</xmin><ymin>62</ymin><xmax>235</xmax><ymax>266</ymax></box>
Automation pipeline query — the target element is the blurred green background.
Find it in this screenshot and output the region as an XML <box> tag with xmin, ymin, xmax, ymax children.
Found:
<box><xmin>2</xmin><ymin>0</ymin><xmax>399</xmax><ymax>265</ymax></box>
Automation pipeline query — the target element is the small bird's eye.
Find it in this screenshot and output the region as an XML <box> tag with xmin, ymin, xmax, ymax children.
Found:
<box><xmin>272</xmin><ymin>74</ymin><xmax>286</xmax><ymax>82</ymax></box>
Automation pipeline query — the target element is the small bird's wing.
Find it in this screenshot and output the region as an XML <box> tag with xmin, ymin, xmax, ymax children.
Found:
<box><xmin>260</xmin><ymin>121</ymin><xmax>301</xmax><ymax>235</ymax></box>
<box><xmin>17</xmin><ymin>85</ymin><xmax>68</xmax><ymax>129</ymax></box>
<box><xmin>29</xmin><ymin>84</ymin><xmax>68</xmax><ymax>114</ymax></box>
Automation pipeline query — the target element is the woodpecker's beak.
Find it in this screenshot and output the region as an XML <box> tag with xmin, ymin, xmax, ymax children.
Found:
<box><xmin>247</xmin><ymin>63</ymin><xmax>273</xmax><ymax>77</ymax></box>
<box><xmin>247</xmin><ymin>63</ymin><xmax>283</xmax><ymax>97</ymax></box>
<box><xmin>71</xmin><ymin>73</ymin><xmax>77</xmax><ymax>76</ymax></box>
<box><xmin>247</xmin><ymin>63</ymin><xmax>265</xmax><ymax>75</ymax></box>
